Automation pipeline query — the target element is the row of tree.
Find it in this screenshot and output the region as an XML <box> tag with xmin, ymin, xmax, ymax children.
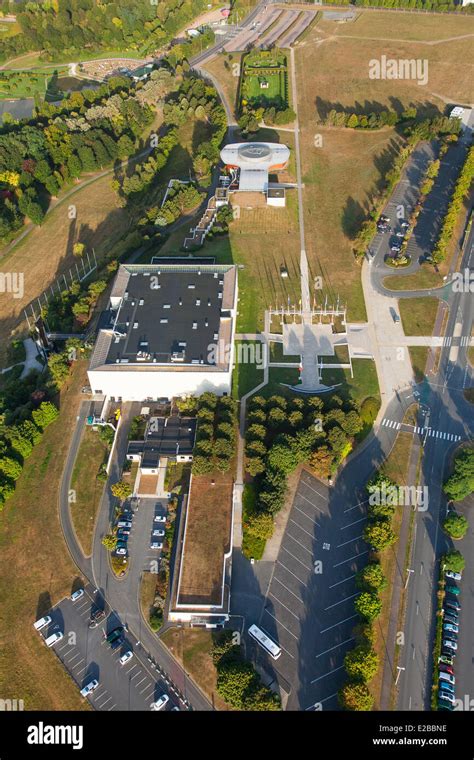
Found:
<box><xmin>432</xmin><ymin>145</ymin><xmax>474</xmax><ymax>264</ymax></box>
<box><xmin>0</xmin><ymin>0</ymin><xmax>212</xmax><ymax>61</ymax></box>
<box><xmin>353</xmin><ymin>0</ymin><xmax>472</xmax><ymax>9</ymax></box>
<box><xmin>213</xmin><ymin>630</ymin><xmax>280</xmax><ymax>710</ymax></box>
<box><xmin>338</xmin><ymin>472</ymin><xmax>398</xmax><ymax>710</ymax></box>
<box><xmin>191</xmin><ymin>394</ymin><xmax>237</xmax><ymax>475</ymax></box>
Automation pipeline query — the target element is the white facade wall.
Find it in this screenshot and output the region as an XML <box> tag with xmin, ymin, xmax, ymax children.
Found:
<box><xmin>88</xmin><ymin>367</ymin><xmax>232</xmax><ymax>401</ymax></box>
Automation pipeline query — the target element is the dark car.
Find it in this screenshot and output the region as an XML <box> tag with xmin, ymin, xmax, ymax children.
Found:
<box><xmin>88</xmin><ymin>608</ymin><xmax>106</xmax><ymax>629</ymax></box>
<box><xmin>379</xmin><ymin>214</ymin><xmax>390</xmax><ymax>223</ymax></box>
<box><xmin>445</xmin><ymin>599</ymin><xmax>461</xmax><ymax>612</ymax></box>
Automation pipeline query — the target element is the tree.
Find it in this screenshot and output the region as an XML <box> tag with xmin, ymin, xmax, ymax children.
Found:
<box><xmin>442</xmin><ymin>550</ymin><xmax>465</xmax><ymax>574</ymax></box>
<box><xmin>216</xmin><ymin>658</ymin><xmax>256</xmax><ymax>709</ymax></box>
<box><xmin>347</xmin><ymin>113</ymin><xmax>359</xmax><ymax>128</ymax></box>
<box><xmin>73</xmin><ymin>242</ymin><xmax>85</xmax><ymax>257</ymax></box>
<box><xmin>443</xmin><ymin>512</ymin><xmax>468</xmax><ymax>540</ymax></box>
<box><xmin>356</xmin><ymin>562</ymin><xmax>387</xmax><ymax>593</ymax></box>
<box><xmin>102</xmin><ymin>534</ymin><xmax>117</xmax><ymax>551</ymax></box>
<box><xmin>266</xmin><ymin>443</ymin><xmax>296</xmax><ymax>474</ymax></box>
<box><xmin>354</xmin><ymin>591</ymin><xmax>382</xmax><ymax>622</ymax></box>
<box><xmin>32</xmin><ymin>401</ymin><xmax>58</xmax><ymax>430</ymax></box>
<box><xmin>48</xmin><ymin>352</ymin><xmax>71</xmax><ymax>388</ymax></box>
<box><xmin>246</xmin><ymin>511</ymin><xmax>274</xmax><ymax>540</ymax></box>
<box><xmin>309</xmin><ymin>445</ymin><xmax>334</xmax><ymax>479</ymax></box>
<box><xmin>192</xmin><ymin>455</ymin><xmax>213</xmax><ymax>475</ymax></box>
<box><xmin>0</xmin><ymin>456</ymin><xmax>22</xmax><ymax>481</ymax></box>
<box><xmin>444</xmin><ymin>449</ymin><xmax>474</xmax><ymax>501</ymax></box>
<box><xmin>363</xmin><ymin>519</ymin><xmax>396</xmax><ymax>550</ymax></box>
<box><xmin>344</xmin><ymin>645</ymin><xmax>379</xmax><ymax>683</ymax></box>
<box><xmin>246</xmin><ymin>457</ymin><xmax>265</xmax><ymax>476</ymax></box>
<box><xmin>111</xmin><ymin>480</ymin><xmax>132</xmax><ymax>502</ymax></box>
<box><xmin>338</xmin><ymin>681</ymin><xmax>374</xmax><ymax>711</ymax></box>
<box><xmin>246</xmin><ymin>424</ymin><xmax>267</xmax><ymax>441</ymax></box>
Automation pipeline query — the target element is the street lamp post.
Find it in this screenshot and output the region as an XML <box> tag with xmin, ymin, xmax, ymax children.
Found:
<box><xmin>395</xmin><ymin>666</ymin><xmax>405</xmax><ymax>686</ymax></box>
<box><xmin>404</xmin><ymin>568</ymin><xmax>414</xmax><ymax>589</ymax></box>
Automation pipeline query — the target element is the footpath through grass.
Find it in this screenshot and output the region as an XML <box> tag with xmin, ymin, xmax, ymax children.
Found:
<box><xmin>0</xmin><ymin>361</ymin><xmax>89</xmax><ymax>710</ymax></box>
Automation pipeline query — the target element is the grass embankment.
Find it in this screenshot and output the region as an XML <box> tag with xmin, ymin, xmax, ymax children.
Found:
<box><xmin>399</xmin><ymin>297</ymin><xmax>439</xmax><ymax>336</ymax></box>
<box><xmin>161</xmin><ymin>627</ymin><xmax>230</xmax><ymax>710</ymax></box>
<box><xmin>0</xmin><ymin>360</ymin><xmax>89</xmax><ymax>710</ymax></box>
<box><xmin>232</xmin><ymin>341</ymin><xmax>264</xmax><ymax>399</ymax></box>
<box><xmin>70</xmin><ymin>427</ymin><xmax>109</xmax><ymax>556</ymax></box>
<box><xmin>409</xmin><ymin>347</ymin><xmax>430</xmax><ymax>384</ymax></box>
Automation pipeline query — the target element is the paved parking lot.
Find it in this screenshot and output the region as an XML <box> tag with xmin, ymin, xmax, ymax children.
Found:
<box><xmin>38</xmin><ymin>584</ymin><xmax>182</xmax><ymax>711</ymax></box>
<box><xmin>248</xmin><ymin>470</ymin><xmax>369</xmax><ymax>710</ymax></box>
<box><xmin>118</xmin><ymin>497</ymin><xmax>168</xmax><ymax>573</ymax></box>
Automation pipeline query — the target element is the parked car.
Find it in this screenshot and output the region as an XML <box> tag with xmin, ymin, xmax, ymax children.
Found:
<box><xmin>120</xmin><ymin>512</ymin><xmax>133</xmax><ymax>521</ymax></box>
<box><xmin>117</xmin><ymin>521</ymin><xmax>132</xmax><ymax>529</ymax></box>
<box><xmin>151</xmin><ymin>694</ymin><xmax>169</xmax><ymax>711</ymax></box>
<box><xmin>443</xmin><ymin>623</ymin><xmax>459</xmax><ymax>634</ymax></box>
<box><xmin>45</xmin><ymin>631</ymin><xmax>63</xmax><ymax>647</ymax></box>
<box><xmin>443</xmin><ymin>631</ymin><xmax>458</xmax><ymax>643</ymax></box>
<box><xmin>390</xmin><ymin>307</ymin><xmax>401</xmax><ymax>324</ymax></box>
<box><xmin>438</xmin><ymin>691</ymin><xmax>455</xmax><ymax>705</ymax></box>
<box><xmin>119</xmin><ymin>650</ymin><xmax>134</xmax><ymax>666</ymax></box>
<box><xmin>71</xmin><ymin>588</ymin><xmax>85</xmax><ymax>602</ymax></box>
<box><xmin>391</xmin><ymin>244</ymin><xmax>401</xmax><ymax>252</ymax></box>
<box><xmin>395</xmin><ymin>231</ymin><xmax>405</xmax><ymax>238</ymax></box>
<box><xmin>117</xmin><ymin>527</ymin><xmax>130</xmax><ymax>536</ymax></box>
<box><xmin>439</xmin><ymin>681</ymin><xmax>455</xmax><ymax>695</ymax></box>
<box><xmin>442</xmin><ymin>639</ymin><xmax>458</xmax><ymax>651</ymax></box>
<box><xmin>400</xmin><ymin>221</ymin><xmax>409</xmax><ymax>229</ymax></box>
<box><xmin>446</xmin><ymin>585</ymin><xmax>460</xmax><ymax>596</ymax></box>
<box><xmin>445</xmin><ymin>599</ymin><xmax>461</xmax><ymax>612</ymax></box>
<box><xmin>152</xmin><ymin>529</ymin><xmax>165</xmax><ymax>538</ymax></box>
<box><xmin>88</xmin><ymin>609</ymin><xmax>106</xmax><ymax>629</ymax></box>
<box><xmin>379</xmin><ymin>214</ymin><xmax>390</xmax><ymax>223</ymax></box>
<box><xmin>439</xmin><ymin>654</ymin><xmax>454</xmax><ymax>666</ymax></box>
<box><xmin>439</xmin><ymin>672</ymin><xmax>455</xmax><ymax>685</ymax></box>
<box><xmin>154</xmin><ymin>515</ymin><xmax>166</xmax><ymax>523</ymax></box>
<box><xmin>445</xmin><ymin>571</ymin><xmax>462</xmax><ymax>581</ymax></box>
<box><xmin>80</xmin><ymin>679</ymin><xmax>99</xmax><ymax>698</ymax></box>
<box><xmin>150</xmin><ymin>541</ymin><xmax>163</xmax><ymax>550</ymax></box>
<box><xmin>33</xmin><ymin>615</ymin><xmax>52</xmax><ymax>631</ymax></box>
<box><xmin>116</xmin><ymin>547</ymin><xmax>127</xmax><ymax>556</ymax></box>
<box><xmin>117</xmin><ymin>532</ymin><xmax>129</xmax><ymax>542</ymax></box>
<box><xmin>439</xmin><ymin>663</ymin><xmax>454</xmax><ymax>675</ymax></box>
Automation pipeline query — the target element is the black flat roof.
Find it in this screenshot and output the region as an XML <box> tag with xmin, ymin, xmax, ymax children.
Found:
<box><xmin>128</xmin><ymin>415</ymin><xmax>196</xmax><ymax>467</ymax></box>
<box><xmin>107</xmin><ymin>270</ymin><xmax>225</xmax><ymax>366</ymax></box>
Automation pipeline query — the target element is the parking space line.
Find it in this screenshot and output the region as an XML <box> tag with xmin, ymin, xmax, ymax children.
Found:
<box><xmin>316</xmin><ymin>638</ymin><xmax>355</xmax><ymax>658</ymax></box>
<box><xmin>300</xmin><ymin>479</ymin><xmax>328</xmax><ymax>502</ymax></box>
<box><xmin>139</xmin><ymin>681</ymin><xmax>153</xmax><ymax>695</ymax></box>
<box><xmin>310</xmin><ymin>665</ymin><xmax>345</xmax><ymax>684</ymax></box>
<box><xmin>135</xmin><ymin>676</ymin><xmax>148</xmax><ymax>688</ymax></box>
<box><xmin>286</xmin><ymin>532</ymin><xmax>314</xmax><ymax>556</ymax></box>
<box><xmin>333</xmin><ymin>550</ymin><xmax>369</xmax><ymax>568</ymax></box>
<box><xmin>293</xmin><ymin>505</ymin><xmax>317</xmax><ymax>523</ymax></box>
<box><xmin>281</xmin><ymin>546</ymin><xmax>313</xmax><ymax>571</ymax></box>
<box><xmin>64</xmin><ymin>651</ymin><xmax>81</xmax><ymax>663</ymax></box>
<box><xmin>337</xmin><ymin>535</ymin><xmax>364</xmax><ymax>548</ymax></box>
<box><xmin>324</xmin><ymin>593</ymin><xmax>360</xmax><ymax>611</ymax></box>
<box><xmin>320</xmin><ymin>615</ymin><xmax>358</xmax><ymax>634</ymax></box>
<box><xmin>329</xmin><ymin>574</ymin><xmax>355</xmax><ymax>589</ymax></box>
<box><xmin>98</xmin><ymin>696</ymin><xmax>112</xmax><ymax>708</ymax></box>
<box><xmin>127</xmin><ymin>664</ymin><xmax>138</xmax><ymax>675</ymax></box>
<box><xmin>131</xmin><ymin>670</ymin><xmax>143</xmax><ymax>681</ymax></box>
<box><xmin>272</xmin><ymin>576</ymin><xmax>304</xmax><ymax>603</ymax></box>
<box><xmin>142</xmin><ymin>685</ymin><xmax>155</xmax><ymax>700</ymax></box>
<box><xmin>340</xmin><ymin>517</ymin><xmax>366</xmax><ymax>530</ymax></box>
<box><xmin>343</xmin><ymin>499</ymin><xmax>368</xmax><ymax>513</ymax></box>
<box><xmin>276</xmin><ymin>560</ymin><xmax>307</xmax><ymax>585</ymax></box>
<box><xmin>71</xmin><ymin>659</ymin><xmax>85</xmax><ymax>671</ymax></box>
<box><xmin>289</xmin><ymin>518</ymin><xmax>315</xmax><ymax>540</ymax></box>
<box><xmin>260</xmin><ymin>613</ymin><xmax>298</xmax><ymax>647</ymax></box>
<box><xmin>268</xmin><ymin>592</ymin><xmax>300</xmax><ymax>620</ymax></box>
<box><xmin>298</xmin><ymin>492</ymin><xmax>324</xmax><ymax>513</ymax></box>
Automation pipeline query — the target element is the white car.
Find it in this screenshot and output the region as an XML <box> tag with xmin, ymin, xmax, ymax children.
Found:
<box><xmin>80</xmin><ymin>679</ymin><xmax>99</xmax><ymax>698</ymax></box>
<box><xmin>152</xmin><ymin>529</ymin><xmax>165</xmax><ymax>537</ymax></box>
<box><xmin>445</xmin><ymin>570</ymin><xmax>462</xmax><ymax>581</ymax></box>
<box><xmin>154</xmin><ymin>515</ymin><xmax>166</xmax><ymax>523</ymax></box>
<box><xmin>443</xmin><ymin>639</ymin><xmax>458</xmax><ymax>651</ymax></box>
<box><xmin>150</xmin><ymin>541</ymin><xmax>163</xmax><ymax>550</ymax></box>
<box><xmin>45</xmin><ymin>631</ymin><xmax>63</xmax><ymax>647</ymax></box>
<box><xmin>119</xmin><ymin>650</ymin><xmax>134</xmax><ymax>666</ymax></box>
<box><xmin>151</xmin><ymin>694</ymin><xmax>169</xmax><ymax>711</ymax></box>
<box><xmin>33</xmin><ymin>615</ymin><xmax>52</xmax><ymax>631</ymax></box>
<box><xmin>71</xmin><ymin>588</ymin><xmax>85</xmax><ymax>602</ymax></box>
<box><xmin>116</xmin><ymin>547</ymin><xmax>127</xmax><ymax>556</ymax></box>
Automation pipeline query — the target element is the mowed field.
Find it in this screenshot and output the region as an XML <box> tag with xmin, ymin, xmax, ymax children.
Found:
<box><xmin>0</xmin><ymin>361</ymin><xmax>89</xmax><ymax>710</ymax></box>
<box><xmin>294</xmin><ymin>10</ymin><xmax>474</xmax><ymax>320</ymax></box>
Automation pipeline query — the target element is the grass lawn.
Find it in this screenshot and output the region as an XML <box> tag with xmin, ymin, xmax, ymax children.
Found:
<box><xmin>164</xmin><ymin>461</ymin><xmax>191</xmax><ymax>494</ymax></box>
<box><xmin>318</xmin><ymin>9</ymin><xmax>474</xmax><ymax>43</ymax></box>
<box><xmin>399</xmin><ymin>297</ymin><xmax>438</xmax><ymax>336</ymax></box>
<box><xmin>383</xmin><ymin>266</ymin><xmax>444</xmax><ymax>291</ymax></box>
<box><xmin>321</xmin><ymin>359</ymin><xmax>380</xmax><ymax>408</ymax></box>
<box><xmin>409</xmin><ymin>346</ymin><xmax>429</xmax><ymax>384</ymax></box>
<box><xmin>0</xmin><ymin>360</ymin><xmax>90</xmax><ymax>710</ymax></box>
<box><xmin>468</xmin><ymin>346</ymin><xmax>474</xmax><ymax>366</ymax></box>
<box><xmin>70</xmin><ymin>427</ymin><xmax>109</xmax><ymax>556</ymax></box>
<box><xmin>140</xmin><ymin>571</ymin><xmax>158</xmax><ymax>621</ymax></box>
<box><xmin>241</xmin><ymin>482</ymin><xmax>265</xmax><ymax>560</ymax></box>
<box><xmin>232</xmin><ymin>340</ymin><xmax>265</xmax><ymax>399</ymax></box>
<box><xmin>0</xmin><ymin>67</ymin><xmax>69</xmax><ymax>100</ymax></box>
<box><xmin>269</xmin><ymin>340</ymin><xmax>299</xmax><ymax>363</ymax></box>
<box><xmin>161</xmin><ymin>627</ymin><xmax>230</xmax><ymax>710</ymax></box>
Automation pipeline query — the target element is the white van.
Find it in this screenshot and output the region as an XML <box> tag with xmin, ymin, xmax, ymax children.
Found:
<box><xmin>45</xmin><ymin>631</ymin><xmax>64</xmax><ymax>647</ymax></box>
<box><xmin>33</xmin><ymin>615</ymin><xmax>52</xmax><ymax>631</ymax></box>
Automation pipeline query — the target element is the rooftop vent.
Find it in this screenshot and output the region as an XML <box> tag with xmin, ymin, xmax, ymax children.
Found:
<box><xmin>213</xmin><ymin>272</ymin><xmax>218</xmax><ymax>279</ymax></box>
<box><xmin>160</xmin><ymin>319</ymin><xmax>168</xmax><ymax>324</ymax></box>
<box><xmin>178</xmin><ymin>297</ymin><xmax>182</xmax><ymax>306</ymax></box>
<box><xmin>163</xmin><ymin>304</ymin><xmax>171</xmax><ymax>309</ymax></box>
<box><xmin>192</xmin><ymin>322</ymin><xmax>198</xmax><ymax>330</ymax></box>
<box><xmin>188</xmin><ymin>284</ymin><xmax>196</xmax><ymax>289</ymax></box>
<box><xmin>196</xmin><ymin>299</ymin><xmax>201</xmax><ymax>306</ymax></box>
<box><xmin>213</xmin><ymin>332</ymin><xmax>218</xmax><ymax>340</ymax></box>
<box><xmin>204</xmin><ymin>318</ymin><xmax>209</xmax><ymax>327</ymax></box>
<box><xmin>218</xmin><ymin>292</ymin><xmax>223</xmax><ymax>300</ymax></box>
<box><xmin>143</xmin><ymin>272</ymin><xmax>151</xmax><ymax>277</ymax></box>
<box><xmin>139</xmin><ymin>299</ymin><xmax>144</xmax><ymax>306</ymax></box>
<box><xmin>178</xmin><ymin>342</ymin><xmax>187</xmax><ymax>348</ymax></box>
<box><xmin>133</xmin><ymin>322</ymin><xmax>139</xmax><ymax>329</ymax></box>
<box><xmin>207</xmin><ymin>298</ymin><xmax>211</xmax><ymax>306</ymax></box>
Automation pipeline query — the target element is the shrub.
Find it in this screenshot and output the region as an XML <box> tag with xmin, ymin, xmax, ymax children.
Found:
<box><xmin>443</xmin><ymin>512</ymin><xmax>468</xmax><ymax>540</ymax></box>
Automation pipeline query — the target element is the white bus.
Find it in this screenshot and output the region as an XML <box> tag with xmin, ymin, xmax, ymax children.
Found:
<box><xmin>248</xmin><ymin>624</ymin><xmax>282</xmax><ymax>660</ymax></box>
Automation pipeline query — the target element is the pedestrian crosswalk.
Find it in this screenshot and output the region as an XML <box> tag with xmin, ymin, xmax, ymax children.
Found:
<box><xmin>381</xmin><ymin>418</ymin><xmax>462</xmax><ymax>442</ymax></box>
